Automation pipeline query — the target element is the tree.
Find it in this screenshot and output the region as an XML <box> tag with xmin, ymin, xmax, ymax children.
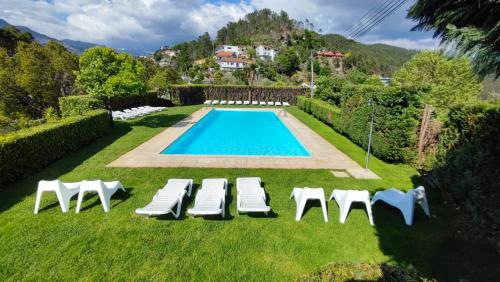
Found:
<box><xmin>148</xmin><ymin>68</ymin><xmax>180</xmax><ymax>96</ymax></box>
<box><xmin>0</xmin><ymin>26</ymin><xmax>33</xmax><ymax>56</ymax></box>
<box><xmin>276</xmin><ymin>47</ymin><xmax>300</xmax><ymax>76</ymax></box>
<box><xmin>346</xmin><ymin>69</ymin><xmax>368</xmax><ymax>84</ymax></box>
<box><xmin>213</xmin><ymin>70</ymin><xmax>224</xmax><ymax>85</ymax></box>
<box><xmin>315</xmin><ymin>75</ymin><xmax>346</xmax><ymax>105</ymax></box>
<box><xmin>75</xmin><ymin>47</ymin><xmax>146</xmax><ymax>106</ymax></box>
<box><xmin>0</xmin><ymin>40</ymin><xmax>77</xmax><ymax>119</ymax></box>
<box><xmin>408</xmin><ymin>0</ymin><xmax>500</xmax><ymax>77</ymax></box>
<box><xmin>232</xmin><ymin>69</ymin><xmax>248</xmax><ymax>85</ymax></box>
<box><xmin>393</xmin><ymin>51</ymin><xmax>482</xmax><ymax>117</ymax></box>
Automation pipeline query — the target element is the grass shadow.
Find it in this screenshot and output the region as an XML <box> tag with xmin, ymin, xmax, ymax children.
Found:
<box><xmin>77</xmin><ymin>187</ymin><xmax>133</xmax><ymax>213</ymax></box>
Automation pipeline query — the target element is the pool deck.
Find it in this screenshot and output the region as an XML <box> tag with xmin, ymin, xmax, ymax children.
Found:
<box><xmin>107</xmin><ymin>107</ymin><xmax>379</xmax><ymax>179</ymax></box>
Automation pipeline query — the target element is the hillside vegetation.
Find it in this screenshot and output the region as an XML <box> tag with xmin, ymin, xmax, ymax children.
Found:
<box><xmin>173</xmin><ymin>9</ymin><xmax>416</xmax><ymax>76</ymax></box>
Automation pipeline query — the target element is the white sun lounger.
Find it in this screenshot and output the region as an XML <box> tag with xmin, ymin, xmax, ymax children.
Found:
<box><xmin>204</xmin><ymin>100</ymin><xmax>212</xmax><ymax>105</ymax></box>
<box><xmin>212</xmin><ymin>100</ymin><xmax>219</xmax><ymax>105</ymax></box>
<box><xmin>34</xmin><ymin>180</ymin><xmax>81</xmax><ymax>214</ymax></box>
<box><xmin>228</xmin><ymin>100</ymin><xmax>235</xmax><ymax>105</ymax></box>
<box><xmin>76</xmin><ymin>180</ymin><xmax>125</xmax><ymax>213</ymax></box>
<box><xmin>267</xmin><ymin>101</ymin><xmax>274</xmax><ymax>106</ymax></box>
<box><xmin>220</xmin><ymin>100</ymin><xmax>227</xmax><ymax>105</ymax></box>
<box><xmin>259</xmin><ymin>101</ymin><xmax>266</xmax><ymax>106</ymax></box>
<box><xmin>283</xmin><ymin>102</ymin><xmax>290</xmax><ymax>106</ymax></box>
<box><xmin>371</xmin><ymin>186</ymin><xmax>430</xmax><ymax>225</ymax></box>
<box><xmin>135</xmin><ymin>179</ymin><xmax>193</xmax><ymax>218</ymax></box>
<box><xmin>251</xmin><ymin>101</ymin><xmax>258</xmax><ymax>105</ymax></box>
<box><xmin>236</xmin><ymin>177</ymin><xmax>271</xmax><ymax>215</ymax></box>
<box><xmin>291</xmin><ymin>188</ymin><xmax>328</xmax><ymax>222</ymax></box>
<box><xmin>274</xmin><ymin>102</ymin><xmax>282</xmax><ymax>106</ymax></box>
<box><xmin>330</xmin><ymin>189</ymin><xmax>374</xmax><ymax>225</ymax></box>
<box><xmin>187</xmin><ymin>178</ymin><xmax>227</xmax><ymax>218</ymax></box>
<box><xmin>236</xmin><ymin>101</ymin><xmax>243</xmax><ymax>105</ymax></box>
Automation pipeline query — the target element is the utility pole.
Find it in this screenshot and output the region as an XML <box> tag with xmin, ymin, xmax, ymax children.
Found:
<box><xmin>310</xmin><ymin>50</ymin><xmax>314</xmax><ymax>98</ymax></box>
<box><xmin>365</xmin><ymin>98</ymin><xmax>375</xmax><ymax>170</ymax></box>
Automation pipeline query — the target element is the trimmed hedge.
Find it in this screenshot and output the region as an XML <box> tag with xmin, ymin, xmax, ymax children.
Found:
<box><xmin>59</xmin><ymin>95</ymin><xmax>105</xmax><ymax>116</ymax></box>
<box><xmin>167</xmin><ymin>85</ymin><xmax>308</xmax><ymax>106</ymax></box>
<box><xmin>108</xmin><ymin>91</ymin><xmax>172</xmax><ymax>110</ymax></box>
<box><xmin>0</xmin><ymin>110</ymin><xmax>111</xmax><ymax>186</ymax></box>
<box><xmin>433</xmin><ymin>102</ymin><xmax>500</xmax><ymax>243</ymax></box>
<box><xmin>298</xmin><ymin>85</ymin><xmax>424</xmax><ymax>163</ymax></box>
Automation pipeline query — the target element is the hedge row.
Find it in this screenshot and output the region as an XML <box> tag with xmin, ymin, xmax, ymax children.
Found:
<box><xmin>59</xmin><ymin>95</ymin><xmax>105</xmax><ymax>117</ymax></box>
<box><xmin>0</xmin><ymin>110</ymin><xmax>111</xmax><ymax>186</ymax></box>
<box><xmin>298</xmin><ymin>85</ymin><xmax>424</xmax><ymax>163</ymax></box>
<box><xmin>433</xmin><ymin>103</ymin><xmax>500</xmax><ymax>241</ymax></box>
<box><xmin>167</xmin><ymin>85</ymin><xmax>308</xmax><ymax>106</ymax></box>
<box><xmin>108</xmin><ymin>91</ymin><xmax>172</xmax><ymax>110</ymax></box>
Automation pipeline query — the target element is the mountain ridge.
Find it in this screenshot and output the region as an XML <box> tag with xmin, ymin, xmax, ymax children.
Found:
<box><xmin>0</xmin><ymin>18</ymin><xmax>99</xmax><ymax>54</ymax></box>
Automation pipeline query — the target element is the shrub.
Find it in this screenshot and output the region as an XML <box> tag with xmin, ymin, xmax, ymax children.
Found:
<box><xmin>59</xmin><ymin>95</ymin><xmax>105</xmax><ymax>116</ymax></box>
<box><xmin>300</xmin><ymin>262</ymin><xmax>427</xmax><ymax>281</ymax></box>
<box><xmin>298</xmin><ymin>84</ymin><xmax>425</xmax><ymax>163</ymax></box>
<box><xmin>0</xmin><ymin>110</ymin><xmax>111</xmax><ymax>186</ymax></box>
<box><xmin>433</xmin><ymin>102</ymin><xmax>500</xmax><ymax>244</ymax></box>
<box><xmin>108</xmin><ymin>91</ymin><xmax>172</xmax><ymax>110</ymax></box>
<box><xmin>314</xmin><ymin>75</ymin><xmax>346</xmax><ymax>105</ymax></box>
<box><xmin>167</xmin><ymin>85</ymin><xmax>307</xmax><ymax>106</ymax></box>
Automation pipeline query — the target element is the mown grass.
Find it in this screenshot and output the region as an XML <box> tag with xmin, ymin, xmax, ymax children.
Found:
<box><xmin>0</xmin><ymin>105</ymin><xmax>487</xmax><ymax>281</ymax></box>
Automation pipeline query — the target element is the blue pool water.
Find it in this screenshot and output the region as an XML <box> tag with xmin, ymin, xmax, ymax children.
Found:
<box><xmin>161</xmin><ymin>109</ymin><xmax>310</xmax><ymax>156</ymax></box>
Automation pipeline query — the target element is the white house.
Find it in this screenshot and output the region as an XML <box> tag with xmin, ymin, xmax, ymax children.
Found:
<box><xmin>217</xmin><ymin>57</ymin><xmax>247</xmax><ymax>71</ymax></box>
<box><xmin>256</xmin><ymin>45</ymin><xmax>277</xmax><ymax>61</ymax></box>
<box><xmin>216</xmin><ymin>45</ymin><xmax>240</xmax><ymax>55</ymax></box>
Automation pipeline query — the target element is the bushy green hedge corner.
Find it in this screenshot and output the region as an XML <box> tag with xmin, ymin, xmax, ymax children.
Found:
<box><xmin>59</xmin><ymin>95</ymin><xmax>105</xmax><ymax>116</ymax></box>
<box><xmin>0</xmin><ymin>110</ymin><xmax>111</xmax><ymax>185</ymax></box>
<box><xmin>298</xmin><ymin>85</ymin><xmax>424</xmax><ymax>164</ymax></box>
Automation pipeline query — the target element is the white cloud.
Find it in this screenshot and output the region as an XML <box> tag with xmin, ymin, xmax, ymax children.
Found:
<box><xmin>0</xmin><ymin>0</ymin><xmax>438</xmax><ymax>53</ymax></box>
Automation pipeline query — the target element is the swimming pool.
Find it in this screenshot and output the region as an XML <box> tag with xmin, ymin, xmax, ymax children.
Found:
<box><xmin>161</xmin><ymin>109</ymin><xmax>310</xmax><ymax>156</ymax></box>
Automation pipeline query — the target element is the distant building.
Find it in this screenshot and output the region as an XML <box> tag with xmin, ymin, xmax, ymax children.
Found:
<box><xmin>315</xmin><ymin>50</ymin><xmax>344</xmax><ymax>59</ymax></box>
<box><xmin>215</xmin><ymin>51</ymin><xmax>237</xmax><ymax>61</ymax></box>
<box><xmin>255</xmin><ymin>45</ymin><xmax>277</xmax><ymax>61</ymax></box>
<box><xmin>158</xmin><ymin>57</ymin><xmax>176</xmax><ymax>67</ymax></box>
<box><xmin>380</xmin><ymin>77</ymin><xmax>392</xmax><ymax>86</ymax></box>
<box><xmin>217</xmin><ymin>57</ymin><xmax>248</xmax><ymax>71</ymax></box>
<box><xmin>216</xmin><ymin>45</ymin><xmax>240</xmax><ymax>54</ymax></box>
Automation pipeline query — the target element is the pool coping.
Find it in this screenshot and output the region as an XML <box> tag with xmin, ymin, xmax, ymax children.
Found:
<box><xmin>107</xmin><ymin>107</ymin><xmax>380</xmax><ymax>179</ymax></box>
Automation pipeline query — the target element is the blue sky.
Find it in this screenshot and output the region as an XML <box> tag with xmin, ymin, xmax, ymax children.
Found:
<box><xmin>0</xmin><ymin>0</ymin><xmax>439</xmax><ymax>54</ymax></box>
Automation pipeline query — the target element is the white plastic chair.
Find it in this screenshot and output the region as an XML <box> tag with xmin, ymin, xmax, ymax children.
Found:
<box><xmin>283</xmin><ymin>102</ymin><xmax>290</xmax><ymax>106</ymax></box>
<box><xmin>236</xmin><ymin>177</ymin><xmax>271</xmax><ymax>215</ymax></box>
<box><xmin>267</xmin><ymin>101</ymin><xmax>274</xmax><ymax>106</ymax></box>
<box><xmin>275</xmin><ymin>102</ymin><xmax>282</xmax><ymax>106</ymax></box>
<box><xmin>259</xmin><ymin>101</ymin><xmax>266</xmax><ymax>106</ymax></box>
<box><xmin>187</xmin><ymin>178</ymin><xmax>227</xmax><ymax>218</ymax></box>
<box><xmin>204</xmin><ymin>100</ymin><xmax>212</xmax><ymax>105</ymax></box>
<box><xmin>290</xmin><ymin>188</ymin><xmax>328</xmax><ymax>222</ymax></box>
<box><xmin>329</xmin><ymin>189</ymin><xmax>374</xmax><ymax>225</ymax></box>
<box><xmin>34</xmin><ymin>180</ymin><xmax>81</xmax><ymax>214</ymax></box>
<box><xmin>371</xmin><ymin>186</ymin><xmax>430</xmax><ymax>225</ymax></box>
<box><xmin>228</xmin><ymin>101</ymin><xmax>235</xmax><ymax>105</ymax></box>
<box><xmin>212</xmin><ymin>100</ymin><xmax>219</xmax><ymax>105</ymax></box>
<box><xmin>220</xmin><ymin>100</ymin><xmax>227</xmax><ymax>105</ymax></box>
<box><xmin>135</xmin><ymin>179</ymin><xmax>193</xmax><ymax>218</ymax></box>
<box><xmin>76</xmin><ymin>180</ymin><xmax>125</xmax><ymax>213</ymax></box>
<box><xmin>251</xmin><ymin>101</ymin><xmax>258</xmax><ymax>105</ymax></box>
<box><xmin>236</xmin><ymin>101</ymin><xmax>243</xmax><ymax>105</ymax></box>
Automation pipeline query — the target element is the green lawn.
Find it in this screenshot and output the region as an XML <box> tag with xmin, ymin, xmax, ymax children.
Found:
<box><xmin>0</xmin><ymin>106</ymin><xmax>494</xmax><ymax>281</ymax></box>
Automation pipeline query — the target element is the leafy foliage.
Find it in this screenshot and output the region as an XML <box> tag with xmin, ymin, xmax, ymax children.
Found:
<box><xmin>147</xmin><ymin>68</ymin><xmax>181</xmax><ymax>96</ymax></box>
<box><xmin>0</xmin><ymin>109</ymin><xmax>110</xmax><ymax>185</ymax></box>
<box><xmin>393</xmin><ymin>51</ymin><xmax>482</xmax><ymax>118</ymax></box>
<box><xmin>433</xmin><ymin>102</ymin><xmax>500</xmax><ymax>243</ymax></box>
<box><xmin>299</xmin><ymin>85</ymin><xmax>425</xmax><ymax>163</ymax></box>
<box><xmin>408</xmin><ymin>0</ymin><xmax>500</xmax><ymax>77</ymax></box>
<box><xmin>314</xmin><ymin>75</ymin><xmax>346</xmax><ymax>104</ymax></box>
<box><xmin>58</xmin><ymin>95</ymin><xmax>105</xmax><ymax>117</ymax></box>
<box><xmin>0</xmin><ymin>26</ymin><xmax>33</xmax><ymax>55</ymax></box>
<box><xmin>75</xmin><ymin>47</ymin><xmax>146</xmax><ymax>103</ymax></box>
<box><xmin>0</xmin><ymin>39</ymin><xmax>78</xmax><ymax>120</ymax></box>
<box><xmin>276</xmin><ymin>47</ymin><xmax>300</xmax><ymax>76</ymax></box>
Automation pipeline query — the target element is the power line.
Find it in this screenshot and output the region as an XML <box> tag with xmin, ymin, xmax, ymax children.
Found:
<box><xmin>343</xmin><ymin>0</ymin><xmax>398</xmax><ymax>38</ymax></box>
<box><xmin>345</xmin><ymin>0</ymin><xmax>403</xmax><ymax>39</ymax></box>
<box><xmin>350</xmin><ymin>0</ymin><xmax>409</xmax><ymax>40</ymax></box>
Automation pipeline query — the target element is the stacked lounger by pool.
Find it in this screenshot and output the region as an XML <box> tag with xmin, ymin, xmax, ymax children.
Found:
<box><xmin>112</xmin><ymin>106</ymin><xmax>166</xmax><ymax>120</ymax></box>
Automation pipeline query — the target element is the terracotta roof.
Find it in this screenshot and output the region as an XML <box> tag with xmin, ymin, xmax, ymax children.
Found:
<box><xmin>219</xmin><ymin>57</ymin><xmax>247</xmax><ymax>63</ymax></box>
<box><xmin>316</xmin><ymin>50</ymin><xmax>344</xmax><ymax>58</ymax></box>
<box><xmin>215</xmin><ymin>51</ymin><xmax>235</xmax><ymax>57</ymax></box>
